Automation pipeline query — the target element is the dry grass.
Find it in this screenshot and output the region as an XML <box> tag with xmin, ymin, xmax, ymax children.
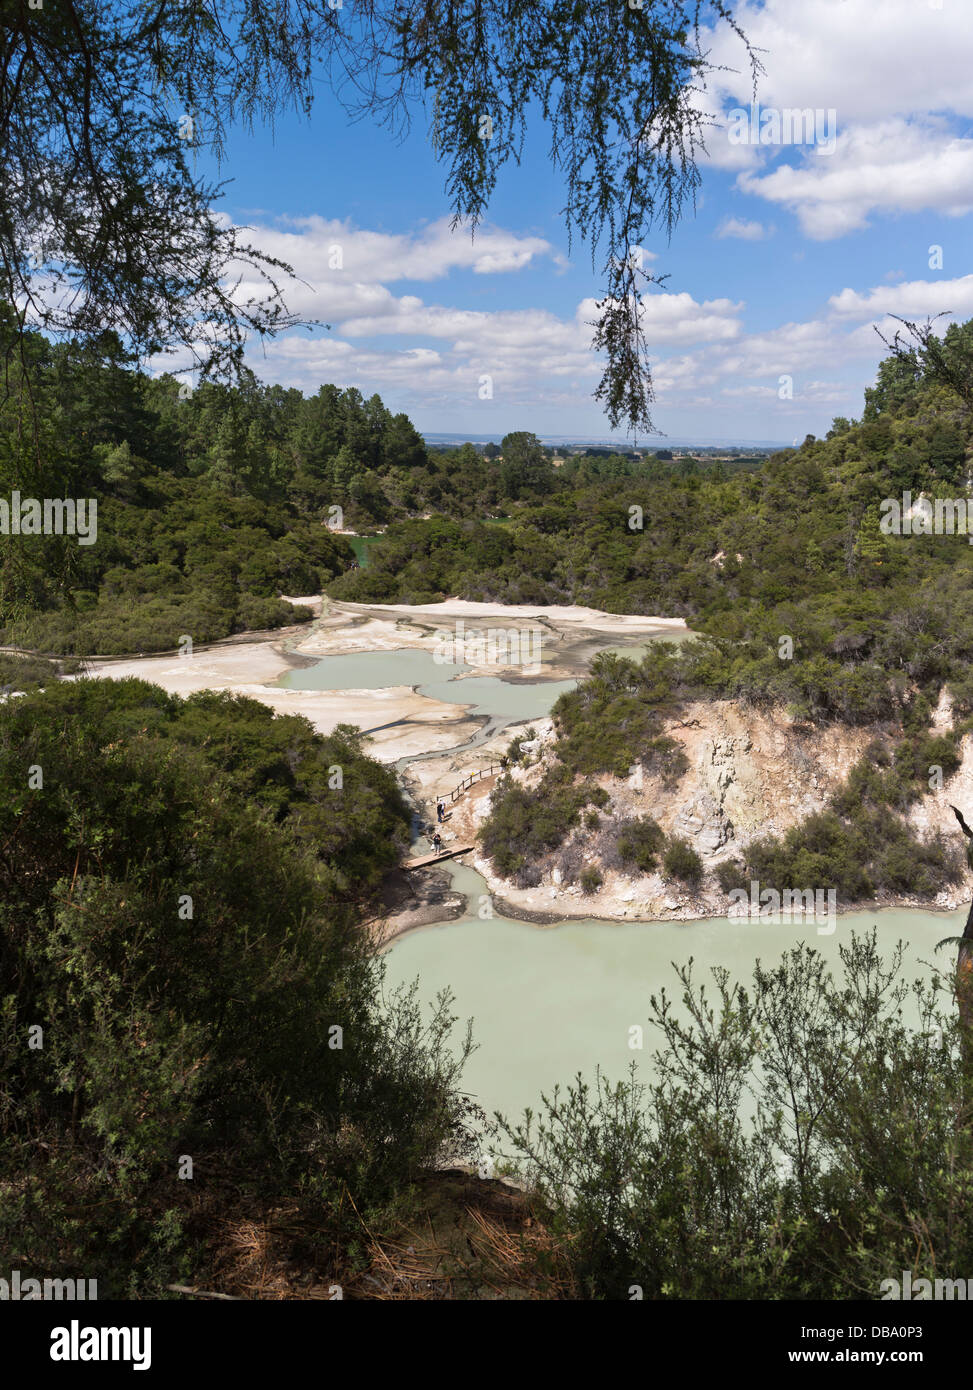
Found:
<box><xmin>177</xmin><ymin>1169</ymin><xmax>572</xmax><ymax>1301</ymax></box>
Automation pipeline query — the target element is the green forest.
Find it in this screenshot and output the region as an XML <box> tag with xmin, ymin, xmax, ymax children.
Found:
<box><xmin>4</xmin><ymin>317</ymin><xmax>973</xmax><ymax>1300</ymax></box>
<box><xmin>7</xmin><ymin>316</ymin><xmax>973</xmax><ymax>723</ymax></box>
<box><xmin>7</xmin><ymin>0</ymin><xmax>972</xmax><ymax>1329</ymax></box>
<box><xmin>340</xmin><ymin>321</ymin><xmax>973</xmax><ymax>728</ymax></box>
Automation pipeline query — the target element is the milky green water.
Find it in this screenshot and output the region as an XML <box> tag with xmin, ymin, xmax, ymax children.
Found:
<box><xmin>279</xmin><ymin>648</ymin><xmax>471</xmax><ymax>691</ymax></box>
<box><xmin>418</xmin><ymin>674</ymin><xmax>577</xmax><ymax>718</ymax></box>
<box><xmin>280</xmin><ymin>621</ymin><xmax>965</xmax><ymax>1126</ymax></box>
<box><xmin>277</xmin><ymin>647</ymin><xmax>578</xmax><ymax>719</ymax></box>
<box><xmin>383</xmin><ymin>862</ymin><xmax>961</xmax><ymax>1123</ymax></box>
<box><xmin>348</xmin><ymin>535</ymin><xmax>384</xmax><ymax>569</ymax></box>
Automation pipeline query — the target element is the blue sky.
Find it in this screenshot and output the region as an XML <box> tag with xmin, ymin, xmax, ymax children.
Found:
<box><xmin>175</xmin><ymin>0</ymin><xmax>973</xmax><ymax>444</ymax></box>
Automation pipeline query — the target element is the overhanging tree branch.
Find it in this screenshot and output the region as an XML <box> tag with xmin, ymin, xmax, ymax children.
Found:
<box><xmin>0</xmin><ymin>0</ymin><xmax>756</xmax><ymax>434</ymax></box>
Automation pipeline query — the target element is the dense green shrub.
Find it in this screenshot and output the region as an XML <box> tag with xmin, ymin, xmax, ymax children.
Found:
<box><xmin>0</xmin><ymin>680</ymin><xmax>474</xmax><ymax>1295</ymax></box>
<box><xmin>727</xmin><ymin>729</ymin><xmax>965</xmax><ymax>907</ymax></box>
<box><xmin>496</xmin><ymin>934</ymin><xmax>973</xmax><ymax>1299</ymax></box>
<box><xmin>662</xmin><ymin>836</ymin><xmax>704</xmax><ymax>888</ymax></box>
<box><xmin>716</xmin><ymin>857</ymin><xmax>748</xmax><ymax>893</ymax></box>
<box><xmin>551</xmin><ymin>651</ymin><xmax>689</xmax><ymax>779</ymax></box>
<box><xmin>616</xmin><ymin>815</ymin><xmax>665</xmax><ymax>872</ymax></box>
<box><xmin>579</xmin><ymin>866</ymin><xmax>603</xmax><ymax>894</ymax></box>
<box><xmin>480</xmin><ymin>767</ymin><xmax>609</xmax><ymax>877</ymax></box>
<box><xmin>0</xmin><ymin>652</ymin><xmax>82</xmax><ymax>691</ymax></box>
<box><xmin>740</xmin><ymin>804</ymin><xmax>960</xmax><ymax>904</ymax></box>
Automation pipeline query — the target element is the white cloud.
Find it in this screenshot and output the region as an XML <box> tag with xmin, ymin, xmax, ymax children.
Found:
<box><xmin>244</xmin><ymin>214</ymin><xmax>561</xmax><ymax>288</ymax></box>
<box><xmin>702</xmin><ymin>0</ymin><xmax>973</xmax><ymax>125</ymax></box>
<box><xmin>736</xmin><ymin>120</ymin><xmax>973</xmax><ymax>238</ymax></box>
<box><xmin>715</xmin><ymin>217</ymin><xmax>768</xmax><ymax>241</ymax></box>
<box><xmin>245</xmin><ymin>290</ymin><xmax>900</xmax><ymax>436</ymax></box>
<box><xmin>226</xmin><ymin>215</ymin><xmax>567</xmax><ymax>327</ymax></box>
<box><xmin>253</xmin><ymin>285</ymin><xmax>744</xmax><ymax>408</ymax></box>
<box><xmin>226</xmin><ymin>204</ymin><xmax>916</xmax><ymax>429</ymax></box>
<box><xmin>227</xmin><ymin>208</ymin><xmax>748</xmax><ymax>409</ymax></box>
<box><xmin>828</xmin><ymin>274</ymin><xmax>973</xmax><ymax>322</ymax></box>
<box><xmin>695</xmin><ymin>1</ymin><xmax>973</xmax><ymax>236</ymax></box>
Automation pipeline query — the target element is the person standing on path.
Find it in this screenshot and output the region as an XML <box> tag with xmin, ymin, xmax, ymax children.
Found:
<box><xmin>436</xmin><ymin>799</ymin><xmax>446</xmax><ymax>823</ymax></box>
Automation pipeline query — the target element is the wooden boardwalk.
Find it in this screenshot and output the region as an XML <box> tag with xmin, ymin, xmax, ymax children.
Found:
<box><xmin>400</xmin><ymin>844</ymin><xmax>474</xmax><ymax>870</ymax></box>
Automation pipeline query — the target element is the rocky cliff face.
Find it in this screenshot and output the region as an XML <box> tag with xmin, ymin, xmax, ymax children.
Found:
<box><xmin>656</xmin><ymin>701</ymin><xmax>869</xmax><ymax>849</ymax></box>
<box><xmin>464</xmin><ymin>699</ymin><xmax>973</xmax><ymax>923</ymax></box>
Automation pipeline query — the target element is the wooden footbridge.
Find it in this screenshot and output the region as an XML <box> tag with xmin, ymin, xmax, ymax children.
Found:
<box><xmin>398</xmin><ymin>761</ymin><xmax>505</xmax><ymax>870</ymax></box>
<box><xmin>400</xmin><ymin>844</ymin><xmax>474</xmax><ymax>871</ymax></box>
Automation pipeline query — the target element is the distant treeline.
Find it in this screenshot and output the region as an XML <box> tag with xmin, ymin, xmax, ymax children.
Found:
<box><xmin>0</xmin><ymin>314</ymin><xmax>766</xmax><ymax>654</ymax></box>
<box><xmin>0</xmin><ymin>319</ymin><xmax>428</xmax><ymax>653</ymax></box>
<box><xmin>340</xmin><ymin>320</ymin><xmax>973</xmax><ymax>729</ymax></box>
<box><xmin>4</xmin><ymin>314</ymin><xmax>973</xmax><ymax>706</ymax></box>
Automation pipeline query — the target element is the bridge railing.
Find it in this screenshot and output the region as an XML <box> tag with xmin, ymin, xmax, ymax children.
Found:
<box><xmin>445</xmin><ymin>762</ymin><xmax>504</xmax><ymax>803</ymax></box>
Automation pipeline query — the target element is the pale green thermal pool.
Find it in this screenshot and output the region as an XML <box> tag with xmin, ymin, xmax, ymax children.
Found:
<box><xmin>279</xmin><ymin>648</ymin><xmax>471</xmax><ymax>690</ymax></box>
<box><xmin>277</xmin><ymin>629</ymin><xmax>964</xmax><ymax>1126</ymax></box>
<box><xmin>383</xmin><ymin>863</ymin><xmax>962</xmax><ymax>1124</ymax></box>
<box><xmin>417</xmin><ymin>673</ymin><xmax>577</xmax><ymax>718</ymax></box>
<box><xmin>277</xmin><ymin>648</ymin><xmax>578</xmax><ymax>718</ymax></box>
<box><xmin>348</xmin><ymin>534</ymin><xmax>384</xmax><ymax>568</ymax></box>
